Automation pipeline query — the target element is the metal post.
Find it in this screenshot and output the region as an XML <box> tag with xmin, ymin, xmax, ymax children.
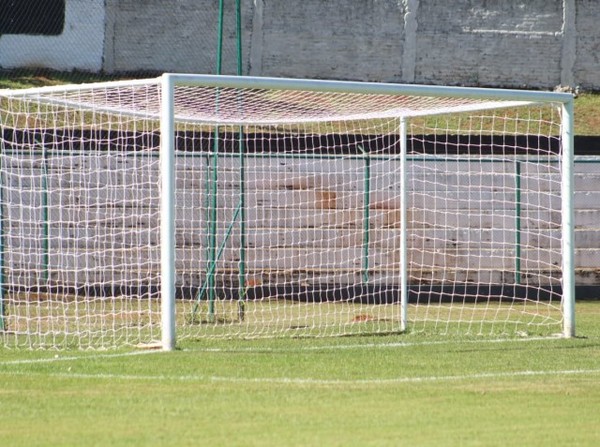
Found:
<box><xmin>561</xmin><ymin>99</ymin><xmax>575</xmax><ymax>338</ymax></box>
<box><xmin>358</xmin><ymin>144</ymin><xmax>371</xmax><ymax>284</ymax></box>
<box><xmin>160</xmin><ymin>74</ymin><xmax>176</xmax><ymax>351</ymax></box>
<box><xmin>236</xmin><ymin>0</ymin><xmax>247</xmax><ymax>321</ymax></box>
<box><xmin>515</xmin><ymin>160</ymin><xmax>522</xmax><ymax>285</ymax></box>
<box><xmin>0</xmin><ymin>148</ymin><xmax>5</xmax><ymax>331</ymax></box>
<box><xmin>399</xmin><ymin>117</ymin><xmax>408</xmax><ymax>331</ymax></box>
<box><xmin>216</xmin><ymin>0</ymin><xmax>225</xmax><ymax>76</ymax></box>
<box><xmin>237</xmin><ymin>132</ymin><xmax>246</xmax><ymax>321</ymax></box>
<box><xmin>41</xmin><ymin>140</ymin><xmax>50</xmax><ymax>285</ymax></box>
<box><xmin>206</xmin><ymin>0</ymin><xmax>226</xmax><ymax>323</ymax></box>
<box><xmin>207</xmin><ymin>129</ymin><xmax>219</xmax><ymax>323</ymax></box>
<box><xmin>236</xmin><ymin>0</ymin><xmax>243</xmax><ymax>76</ymax></box>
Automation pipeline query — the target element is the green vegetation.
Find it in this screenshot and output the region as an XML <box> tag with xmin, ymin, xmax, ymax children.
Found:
<box><xmin>1</xmin><ymin>301</ymin><xmax>599</xmax><ymax>446</ymax></box>
<box><xmin>0</xmin><ymin>70</ymin><xmax>114</xmax><ymax>90</ymax></box>
<box><xmin>573</xmin><ymin>92</ymin><xmax>600</xmax><ymax>136</ymax></box>
<box><xmin>1</xmin><ymin>70</ymin><xmax>599</xmax><ymax>135</ymax></box>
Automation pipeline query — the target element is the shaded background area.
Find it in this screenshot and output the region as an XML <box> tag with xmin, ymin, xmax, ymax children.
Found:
<box><xmin>0</xmin><ymin>0</ymin><xmax>65</xmax><ymax>35</ymax></box>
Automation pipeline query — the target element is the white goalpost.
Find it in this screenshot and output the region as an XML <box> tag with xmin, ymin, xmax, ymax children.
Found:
<box><xmin>0</xmin><ymin>74</ymin><xmax>574</xmax><ymax>350</ymax></box>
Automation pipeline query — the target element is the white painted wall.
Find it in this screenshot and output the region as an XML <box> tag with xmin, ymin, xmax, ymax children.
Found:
<box><xmin>0</xmin><ymin>0</ymin><xmax>105</xmax><ymax>71</ymax></box>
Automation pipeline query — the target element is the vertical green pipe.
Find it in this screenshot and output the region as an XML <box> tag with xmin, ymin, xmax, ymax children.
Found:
<box><xmin>515</xmin><ymin>160</ymin><xmax>522</xmax><ymax>285</ymax></box>
<box><xmin>207</xmin><ymin>131</ymin><xmax>219</xmax><ymax>323</ymax></box>
<box><xmin>236</xmin><ymin>0</ymin><xmax>243</xmax><ymax>76</ymax></box>
<box><xmin>235</xmin><ymin>0</ymin><xmax>246</xmax><ymax>321</ymax></box>
<box><xmin>41</xmin><ymin>141</ymin><xmax>50</xmax><ymax>285</ymax></box>
<box><xmin>206</xmin><ymin>0</ymin><xmax>226</xmax><ymax>322</ymax></box>
<box><xmin>237</xmin><ymin>132</ymin><xmax>246</xmax><ymax>321</ymax></box>
<box><xmin>202</xmin><ymin>151</ymin><xmax>211</xmax><ymax>305</ymax></box>
<box><xmin>0</xmin><ymin>148</ymin><xmax>5</xmax><ymax>331</ymax></box>
<box><xmin>215</xmin><ymin>0</ymin><xmax>225</xmax><ymax>75</ymax></box>
<box><xmin>359</xmin><ymin>145</ymin><xmax>371</xmax><ymax>284</ymax></box>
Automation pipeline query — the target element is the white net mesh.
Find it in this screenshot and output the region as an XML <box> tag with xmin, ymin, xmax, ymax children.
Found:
<box><xmin>0</xmin><ymin>77</ymin><xmax>568</xmax><ymax>348</ymax></box>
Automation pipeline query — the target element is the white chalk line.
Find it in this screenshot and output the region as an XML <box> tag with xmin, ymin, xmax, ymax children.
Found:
<box><xmin>190</xmin><ymin>335</ymin><xmax>567</xmax><ymax>353</ymax></box>
<box><xmin>0</xmin><ymin>349</ymin><xmax>160</xmax><ymax>366</ymax></box>
<box><xmin>1</xmin><ymin>340</ymin><xmax>597</xmax><ymax>386</ymax></box>
<box><xmin>0</xmin><ymin>335</ymin><xmax>575</xmax><ymax>365</ymax></box>
<box><xmin>1</xmin><ymin>367</ymin><xmax>599</xmax><ymax>386</ymax></box>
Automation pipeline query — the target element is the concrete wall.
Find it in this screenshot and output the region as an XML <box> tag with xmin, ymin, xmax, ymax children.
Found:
<box><xmin>413</xmin><ymin>0</ymin><xmax>565</xmax><ymax>87</ymax></box>
<box><xmin>2</xmin><ymin>153</ymin><xmax>599</xmax><ymax>291</ymax></box>
<box><xmin>251</xmin><ymin>0</ymin><xmax>406</xmax><ymax>81</ymax></box>
<box><xmin>102</xmin><ymin>0</ymin><xmax>254</xmax><ymax>75</ymax></box>
<box><xmin>574</xmin><ymin>0</ymin><xmax>600</xmax><ymax>88</ymax></box>
<box><xmin>1</xmin><ymin>0</ymin><xmax>600</xmax><ymax>89</ymax></box>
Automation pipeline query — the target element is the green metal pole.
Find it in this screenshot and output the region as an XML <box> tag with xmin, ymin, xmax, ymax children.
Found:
<box><xmin>237</xmin><ymin>133</ymin><xmax>246</xmax><ymax>321</ymax></box>
<box><xmin>202</xmin><ymin>152</ymin><xmax>211</xmax><ymax>316</ymax></box>
<box><xmin>41</xmin><ymin>141</ymin><xmax>50</xmax><ymax>285</ymax></box>
<box><xmin>515</xmin><ymin>160</ymin><xmax>522</xmax><ymax>285</ymax></box>
<box><xmin>358</xmin><ymin>145</ymin><xmax>371</xmax><ymax>284</ymax></box>
<box><xmin>236</xmin><ymin>0</ymin><xmax>243</xmax><ymax>75</ymax></box>
<box><xmin>235</xmin><ymin>0</ymin><xmax>246</xmax><ymax>321</ymax></box>
<box><xmin>0</xmin><ymin>147</ymin><xmax>5</xmax><ymax>331</ymax></box>
<box><xmin>207</xmin><ymin>132</ymin><xmax>219</xmax><ymax>323</ymax></box>
<box><xmin>216</xmin><ymin>0</ymin><xmax>224</xmax><ymax>75</ymax></box>
<box><xmin>206</xmin><ymin>0</ymin><xmax>226</xmax><ymax>322</ymax></box>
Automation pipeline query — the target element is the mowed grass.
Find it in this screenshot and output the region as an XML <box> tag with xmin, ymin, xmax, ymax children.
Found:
<box><xmin>0</xmin><ymin>301</ymin><xmax>599</xmax><ymax>446</ymax></box>
<box><xmin>2</xmin><ymin>69</ymin><xmax>600</xmax><ymax>136</ymax></box>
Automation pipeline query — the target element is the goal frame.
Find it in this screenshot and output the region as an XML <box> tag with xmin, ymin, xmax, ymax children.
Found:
<box><xmin>159</xmin><ymin>73</ymin><xmax>575</xmax><ymax>351</ymax></box>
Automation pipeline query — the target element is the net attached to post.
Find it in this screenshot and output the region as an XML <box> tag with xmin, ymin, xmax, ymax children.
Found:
<box><xmin>0</xmin><ymin>76</ymin><xmax>570</xmax><ymax>348</ymax></box>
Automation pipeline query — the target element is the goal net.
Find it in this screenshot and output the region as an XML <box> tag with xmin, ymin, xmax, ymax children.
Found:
<box><xmin>0</xmin><ymin>75</ymin><xmax>574</xmax><ymax>349</ymax></box>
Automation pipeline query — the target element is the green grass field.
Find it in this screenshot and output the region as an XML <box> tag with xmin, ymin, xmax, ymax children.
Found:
<box><xmin>1</xmin><ymin>301</ymin><xmax>599</xmax><ymax>446</ymax></box>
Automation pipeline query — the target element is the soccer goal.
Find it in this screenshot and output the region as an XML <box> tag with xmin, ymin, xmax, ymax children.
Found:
<box><xmin>0</xmin><ymin>74</ymin><xmax>574</xmax><ymax>350</ymax></box>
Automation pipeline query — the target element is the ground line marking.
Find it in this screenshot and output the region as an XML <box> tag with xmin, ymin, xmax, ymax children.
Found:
<box><xmin>1</xmin><ymin>368</ymin><xmax>599</xmax><ymax>386</ymax></box>
<box><xmin>188</xmin><ymin>335</ymin><xmax>563</xmax><ymax>353</ymax></box>
<box><xmin>0</xmin><ymin>335</ymin><xmax>573</xmax><ymax>364</ymax></box>
<box><xmin>0</xmin><ymin>350</ymin><xmax>160</xmax><ymax>365</ymax></box>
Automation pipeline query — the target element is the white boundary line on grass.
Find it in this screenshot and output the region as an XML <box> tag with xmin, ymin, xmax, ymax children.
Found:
<box><xmin>192</xmin><ymin>336</ymin><xmax>562</xmax><ymax>353</ymax></box>
<box><xmin>1</xmin><ymin>339</ymin><xmax>598</xmax><ymax>386</ymax></box>
<box><xmin>209</xmin><ymin>368</ymin><xmax>600</xmax><ymax>385</ymax></box>
<box><xmin>1</xmin><ymin>367</ymin><xmax>600</xmax><ymax>386</ymax></box>
<box><xmin>0</xmin><ymin>335</ymin><xmax>571</xmax><ymax>365</ymax></box>
<box><xmin>0</xmin><ymin>350</ymin><xmax>159</xmax><ymax>365</ymax></box>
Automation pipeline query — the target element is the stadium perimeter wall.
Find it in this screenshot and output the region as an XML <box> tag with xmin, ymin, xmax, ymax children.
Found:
<box><xmin>0</xmin><ymin>0</ymin><xmax>600</xmax><ymax>89</ymax></box>
<box><xmin>1</xmin><ymin>151</ymin><xmax>599</xmax><ymax>292</ymax></box>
